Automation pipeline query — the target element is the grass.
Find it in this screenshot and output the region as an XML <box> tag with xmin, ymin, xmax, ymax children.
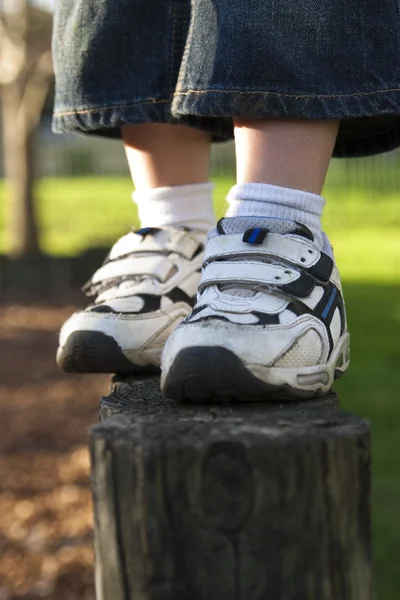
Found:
<box><xmin>1</xmin><ymin>176</ymin><xmax>400</xmax><ymax>281</ymax></box>
<box><xmin>335</xmin><ymin>282</ymin><xmax>400</xmax><ymax>599</ymax></box>
<box><xmin>1</xmin><ymin>175</ymin><xmax>400</xmax><ymax>597</ymax></box>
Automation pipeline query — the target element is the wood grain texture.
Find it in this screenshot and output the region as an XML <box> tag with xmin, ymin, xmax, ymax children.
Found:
<box><xmin>91</xmin><ymin>377</ymin><xmax>373</xmax><ymax>600</ymax></box>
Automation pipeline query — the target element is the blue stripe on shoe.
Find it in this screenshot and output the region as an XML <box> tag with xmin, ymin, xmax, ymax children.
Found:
<box><xmin>243</xmin><ymin>227</ymin><xmax>269</xmax><ymax>244</ymax></box>
<box><xmin>248</xmin><ymin>228</ymin><xmax>261</xmax><ymax>243</ymax></box>
<box><xmin>321</xmin><ymin>287</ymin><xmax>337</xmax><ymax>319</ymax></box>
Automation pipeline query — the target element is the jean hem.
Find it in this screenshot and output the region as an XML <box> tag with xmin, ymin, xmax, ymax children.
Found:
<box><xmin>52</xmin><ymin>100</ymin><xmax>172</xmax><ymax>135</ymax></box>
<box><xmin>173</xmin><ymin>88</ymin><xmax>400</xmax><ymax>157</ymax></box>
<box><xmin>52</xmin><ymin>100</ymin><xmax>232</xmax><ymax>142</ymax></box>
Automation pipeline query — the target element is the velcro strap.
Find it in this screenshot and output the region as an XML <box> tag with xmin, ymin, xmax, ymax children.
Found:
<box><xmin>204</xmin><ymin>234</ymin><xmax>320</xmax><ymax>269</ymax></box>
<box><xmin>92</xmin><ymin>255</ymin><xmax>174</xmax><ymax>285</ymax></box>
<box><xmin>198</xmin><ymin>285</ymin><xmax>289</xmax><ymax>314</ymax></box>
<box><xmin>199</xmin><ymin>261</ymin><xmax>300</xmax><ymax>292</ymax></box>
<box><xmin>242</xmin><ymin>228</ymin><xmax>269</xmax><ymax>244</ymax></box>
<box><xmin>109</xmin><ymin>230</ymin><xmax>200</xmax><ymax>261</ymax></box>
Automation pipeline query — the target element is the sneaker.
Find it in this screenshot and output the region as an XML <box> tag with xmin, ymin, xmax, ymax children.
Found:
<box><xmin>57</xmin><ymin>227</ymin><xmax>206</xmax><ymax>374</ymax></box>
<box><xmin>161</xmin><ymin>217</ymin><xmax>350</xmax><ymax>401</ymax></box>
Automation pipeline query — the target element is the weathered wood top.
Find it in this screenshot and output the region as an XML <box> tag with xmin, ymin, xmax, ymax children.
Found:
<box><xmin>95</xmin><ymin>376</ymin><xmax>369</xmax><ymax>446</ymax></box>
<box><xmin>102</xmin><ymin>375</ymin><xmax>340</xmax><ymax>417</ymax></box>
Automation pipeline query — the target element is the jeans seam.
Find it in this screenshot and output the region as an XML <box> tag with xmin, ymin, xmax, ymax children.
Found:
<box><xmin>54</xmin><ymin>99</ymin><xmax>171</xmax><ymax>117</ymax></box>
<box><xmin>175</xmin><ymin>5</ymin><xmax>196</xmax><ymax>94</ymax></box>
<box><xmin>169</xmin><ymin>0</ymin><xmax>177</xmax><ymax>97</ymax></box>
<box><xmin>174</xmin><ymin>87</ymin><xmax>400</xmax><ymax>99</ymax></box>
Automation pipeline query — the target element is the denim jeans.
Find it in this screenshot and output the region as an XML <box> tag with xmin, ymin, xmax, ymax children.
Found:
<box><xmin>53</xmin><ymin>0</ymin><xmax>400</xmax><ymax>157</ymax></box>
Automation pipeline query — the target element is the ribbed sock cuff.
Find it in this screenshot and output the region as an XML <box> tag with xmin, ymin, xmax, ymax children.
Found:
<box><xmin>227</xmin><ymin>183</ymin><xmax>326</xmax><ymax>248</ymax></box>
<box><xmin>134</xmin><ymin>182</ymin><xmax>215</xmax><ymax>232</ymax></box>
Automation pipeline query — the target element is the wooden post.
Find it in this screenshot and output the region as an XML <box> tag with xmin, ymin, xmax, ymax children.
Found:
<box><xmin>90</xmin><ymin>376</ymin><xmax>374</xmax><ymax>600</ymax></box>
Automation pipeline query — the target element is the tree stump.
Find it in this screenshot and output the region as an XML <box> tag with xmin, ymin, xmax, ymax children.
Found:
<box><xmin>90</xmin><ymin>376</ymin><xmax>373</xmax><ymax>600</ymax></box>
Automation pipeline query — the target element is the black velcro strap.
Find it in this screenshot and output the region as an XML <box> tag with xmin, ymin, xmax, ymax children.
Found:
<box><xmin>242</xmin><ymin>228</ymin><xmax>268</xmax><ymax>244</ymax></box>
<box><xmin>307</xmin><ymin>253</ymin><xmax>334</xmax><ymax>282</ymax></box>
<box><xmin>280</xmin><ymin>273</ymin><xmax>316</xmax><ymax>298</ymax></box>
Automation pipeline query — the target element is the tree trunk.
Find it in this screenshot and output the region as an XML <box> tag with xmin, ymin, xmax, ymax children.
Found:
<box><xmin>2</xmin><ymin>83</ymin><xmax>40</xmax><ymax>257</ymax></box>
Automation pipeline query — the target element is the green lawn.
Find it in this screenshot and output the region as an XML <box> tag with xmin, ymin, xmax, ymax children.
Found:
<box><xmin>1</xmin><ymin>176</ymin><xmax>400</xmax><ymax>597</ymax></box>
<box><xmin>336</xmin><ymin>283</ymin><xmax>400</xmax><ymax>599</ymax></box>
<box><xmin>1</xmin><ymin>177</ymin><xmax>400</xmax><ymax>281</ymax></box>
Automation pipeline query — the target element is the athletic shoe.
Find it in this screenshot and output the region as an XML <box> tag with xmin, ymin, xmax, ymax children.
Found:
<box><xmin>57</xmin><ymin>227</ymin><xmax>206</xmax><ymax>373</ymax></box>
<box><xmin>161</xmin><ymin>217</ymin><xmax>350</xmax><ymax>401</ymax></box>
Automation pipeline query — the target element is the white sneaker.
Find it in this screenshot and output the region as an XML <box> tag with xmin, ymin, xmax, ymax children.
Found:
<box><xmin>57</xmin><ymin>227</ymin><xmax>206</xmax><ymax>373</ymax></box>
<box><xmin>161</xmin><ymin>217</ymin><xmax>350</xmax><ymax>401</ymax></box>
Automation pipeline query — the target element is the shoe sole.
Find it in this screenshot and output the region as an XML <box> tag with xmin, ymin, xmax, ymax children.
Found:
<box><xmin>162</xmin><ymin>339</ymin><xmax>349</xmax><ymax>403</ymax></box>
<box><xmin>57</xmin><ymin>331</ymin><xmax>159</xmax><ymax>375</ymax></box>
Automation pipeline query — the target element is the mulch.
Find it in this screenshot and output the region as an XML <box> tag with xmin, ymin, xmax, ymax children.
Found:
<box><xmin>0</xmin><ymin>295</ymin><xmax>109</xmax><ymax>600</ymax></box>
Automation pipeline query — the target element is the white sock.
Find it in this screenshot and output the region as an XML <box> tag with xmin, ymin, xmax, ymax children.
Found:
<box><xmin>133</xmin><ymin>182</ymin><xmax>215</xmax><ymax>232</ymax></box>
<box><xmin>227</xmin><ymin>183</ymin><xmax>326</xmax><ymax>249</ymax></box>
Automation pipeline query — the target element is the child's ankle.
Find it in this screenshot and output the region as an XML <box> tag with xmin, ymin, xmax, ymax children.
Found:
<box><xmin>134</xmin><ymin>182</ymin><xmax>215</xmax><ymax>231</ymax></box>
<box><xmin>227</xmin><ymin>183</ymin><xmax>325</xmax><ymax>249</ymax></box>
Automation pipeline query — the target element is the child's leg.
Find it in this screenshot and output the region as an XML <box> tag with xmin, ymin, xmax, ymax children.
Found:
<box><xmin>161</xmin><ymin>119</ymin><xmax>350</xmax><ymax>401</ymax></box>
<box><xmin>123</xmin><ymin>123</ymin><xmax>211</xmax><ymax>190</ymax></box>
<box><xmin>122</xmin><ymin>123</ymin><xmax>215</xmax><ymax>232</ymax></box>
<box><xmin>54</xmin><ymin>0</ymin><xmax>221</xmax><ymax>374</ymax></box>
<box><xmin>227</xmin><ymin>119</ymin><xmax>339</xmax><ymax>249</ymax></box>
<box><xmin>234</xmin><ymin>119</ymin><xmax>339</xmax><ymax>194</ymax></box>
<box><xmin>161</xmin><ymin>0</ymin><xmax>400</xmax><ymax>398</ymax></box>
<box><xmin>58</xmin><ymin>122</ymin><xmax>214</xmax><ymax>373</ymax></box>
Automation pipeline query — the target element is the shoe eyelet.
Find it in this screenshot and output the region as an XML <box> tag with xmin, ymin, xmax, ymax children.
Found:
<box><xmin>300</xmin><ymin>257</ymin><xmax>306</xmax><ymax>263</ymax></box>
<box><xmin>308</xmin><ymin>250</ymin><xmax>313</xmax><ymax>254</ymax></box>
<box><xmin>285</xmin><ymin>270</ymin><xmax>291</xmax><ymax>274</ymax></box>
<box><xmin>275</xmin><ymin>276</ymin><xmax>281</xmax><ymax>280</ymax></box>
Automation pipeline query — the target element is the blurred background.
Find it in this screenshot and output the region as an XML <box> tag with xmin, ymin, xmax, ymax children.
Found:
<box><xmin>0</xmin><ymin>1</ymin><xmax>399</xmax><ymax>599</ymax></box>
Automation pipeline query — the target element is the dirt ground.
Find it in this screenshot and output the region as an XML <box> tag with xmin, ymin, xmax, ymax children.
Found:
<box><xmin>0</xmin><ymin>294</ymin><xmax>109</xmax><ymax>600</ymax></box>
